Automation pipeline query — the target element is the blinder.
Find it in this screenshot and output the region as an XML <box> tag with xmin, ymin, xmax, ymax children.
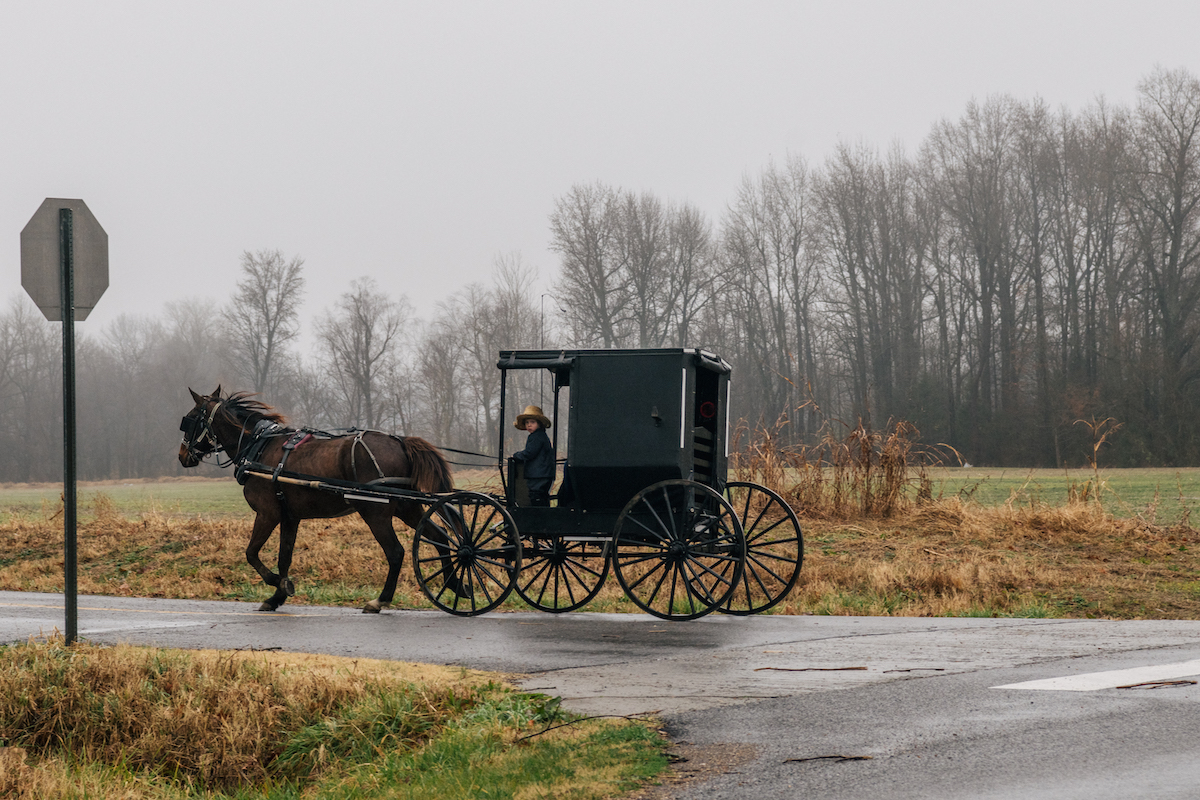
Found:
<box><xmin>179</xmin><ymin>403</ymin><xmax>220</xmax><ymax>460</ymax></box>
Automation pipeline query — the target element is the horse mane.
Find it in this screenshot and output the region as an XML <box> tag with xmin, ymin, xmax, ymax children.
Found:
<box><xmin>220</xmin><ymin>392</ymin><xmax>288</xmax><ymax>427</ymax></box>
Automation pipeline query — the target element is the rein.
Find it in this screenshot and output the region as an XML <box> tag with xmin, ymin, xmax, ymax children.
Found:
<box><xmin>437</xmin><ymin>445</ymin><xmax>495</xmax><ymax>468</ymax></box>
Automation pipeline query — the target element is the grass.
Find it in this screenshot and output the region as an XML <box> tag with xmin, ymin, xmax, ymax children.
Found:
<box><xmin>0</xmin><ymin>637</ymin><xmax>669</xmax><ymax>800</ymax></box>
<box><xmin>1</xmin><ymin>418</ymin><xmax>1198</xmax><ymax>620</ymax></box>
<box><xmin>0</xmin><ymin>478</ymin><xmax>1198</xmax><ymax>619</ymax></box>
<box><xmin>923</xmin><ymin>467</ymin><xmax>1200</xmax><ymax>525</ymax></box>
<box><xmin>783</xmin><ymin>501</ymin><xmax>1200</xmax><ymax>618</ymax></box>
<box><xmin>6</xmin><ymin>464</ymin><xmax>1195</xmax><ymax>524</ymax></box>
<box><xmin>0</xmin><ymin>478</ymin><xmax>248</xmax><ymax>523</ymax></box>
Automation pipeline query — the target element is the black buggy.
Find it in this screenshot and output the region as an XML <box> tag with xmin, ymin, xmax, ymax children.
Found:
<box><xmin>409</xmin><ymin>348</ymin><xmax>804</xmax><ymax>621</ymax></box>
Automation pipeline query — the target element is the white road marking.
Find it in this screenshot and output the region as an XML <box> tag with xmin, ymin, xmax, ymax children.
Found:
<box><xmin>993</xmin><ymin>659</ymin><xmax>1200</xmax><ymax>691</ymax></box>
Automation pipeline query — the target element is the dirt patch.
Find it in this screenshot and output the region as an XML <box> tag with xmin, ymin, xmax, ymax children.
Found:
<box><xmin>629</xmin><ymin>742</ymin><xmax>760</xmax><ymax>799</ymax></box>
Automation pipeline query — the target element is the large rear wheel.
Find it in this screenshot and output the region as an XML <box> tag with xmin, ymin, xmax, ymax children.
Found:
<box><xmin>611</xmin><ymin>479</ymin><xmax>744</xmax><ymax>621</ymax></box>
<box><xmin>720</xmin><ymin>481</ymin><xmax>804</xmax><ymax>615</ymax></box>
<box><xmin>413</xmin><ymin>492</ymin><xmax>521</xmax><ymax>616</ymax></box>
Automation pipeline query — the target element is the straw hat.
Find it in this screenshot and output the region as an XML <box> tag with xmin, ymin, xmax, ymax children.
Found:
<box><xmin>514</xmin><ymin>404</ymin><xmax>552</xmax><ymax>429</ymax></box>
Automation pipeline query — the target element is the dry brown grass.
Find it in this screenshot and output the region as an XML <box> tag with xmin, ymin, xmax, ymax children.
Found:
<box><xmin>0</xmin><ymin>493</ymin><xmax>424</xmax><ymax>606</ymax></box>
<box><xmin>783</xmin><ymin>499</ymin><xmax>1200</xmax><ymax>617</ymax></box>
<box><xmin>2</xmin><ymin>425</ymin><xmax>1199</xmax><ymax>619</ymax></box>
<box><xmin>0</xmin><ymin>638</ymin><xmax>495</xmax><ymax>797</ymax></box>
<box><xmin>723</xmin><ymin>418</ymin><xmax>1200</xmax><ymax>618</ymax></box>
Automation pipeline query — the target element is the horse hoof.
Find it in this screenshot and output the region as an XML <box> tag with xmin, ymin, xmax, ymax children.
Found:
<box><xmin>281</xmin><ymin>578</ymin><xmax>296</xmax><ymax>597</ymax></box>
<box><xmin>362</xmin><ymin>601</ymin><xmax>384</xmax><ymax>614</ymax></box>
<box><xmin>258</xmin><ymin>602</ymin><xmax>277</xmax><ymax>612</ymax></box>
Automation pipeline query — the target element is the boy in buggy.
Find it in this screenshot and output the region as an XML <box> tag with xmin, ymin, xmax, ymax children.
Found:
<box><xmin>511</xmin><ymin>405</ymin><xmax>555</xmax><ymax>506</ymax></box>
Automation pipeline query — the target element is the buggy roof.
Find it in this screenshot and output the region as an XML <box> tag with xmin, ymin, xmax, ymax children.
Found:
<box><xmin>496</xmin><ymin>348</ymin><xmax>731</xmax><ymax>375</ymax></box>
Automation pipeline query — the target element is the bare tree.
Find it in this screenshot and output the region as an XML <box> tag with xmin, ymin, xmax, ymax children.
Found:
<box><xmin>0</xmin><ymin>297</ymin><xmax>61</xmax><ymax>481</ymax></box>
<box><xmin>925</xmin><ymin>96</ymin><xmax>1028</xmax><ymax>463</ymax></box>
<box><xmin>721</xmin><ymin>154</ymin><xmax>821</xmax><ymax>436</ymax></box>
<box><xmin>1127</xmin><ymin>67</ymin><xmax>1200</xmax><ymax>463</ymax></box>
<box><xmin>223</xmin><ymin>249</ymin><xmax>305</xmax><ymax>395</ymax></box>
<box><xmin>618</xmin><ymin>191</ymin><xmax>672</xmax><ymax>347</ymax></box>
<box><xmin>316</xmin><ymin>277</ymin><xmax>408</xmax><ymax>429</ymax></box>
<box><xmin>816</xmin><ymin>141</ymin><xmax>930</xmax><ymax>426</ymax></box>
<box><xmin>550</xmin><ymin>183</ymin><xmax>627</xmax><ymax>346</ymax></box>
<box><xmin>279</xmin><ymin>359</ymin><xmax>336</xmax><ymax>430</ymax></box>
<box><xmin>666</xmin><ymin>201</ymin><xmax>720</xmax><ymax>346</ymax></box>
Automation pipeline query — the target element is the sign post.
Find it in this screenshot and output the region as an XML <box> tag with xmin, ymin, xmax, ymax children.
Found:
<box><xmin>21</xmin><ymin>198</ymin><xmax>108</xmax><ymax>644</ymax></box>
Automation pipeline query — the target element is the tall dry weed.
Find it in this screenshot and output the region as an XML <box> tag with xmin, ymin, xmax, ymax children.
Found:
<box><xmin>732</xmin><ymin>415</ymin><xmax>948</xmax><ymax>520</ymax></box>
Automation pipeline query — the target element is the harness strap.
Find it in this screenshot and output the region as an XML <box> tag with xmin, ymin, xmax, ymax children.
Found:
<box><xmin>234</xmin><ymin>420</ymin><xmax>287</xmax><ymax>485</ymax></box>
<box><xmin>351</xmin><ymin>430</ymin><xmax>386</xmax><ymax>481</ymax></box>
<box><xmin>271</xmin><ymin>429</ymin><xmax>313</xmax><ymax>523</ymax></box>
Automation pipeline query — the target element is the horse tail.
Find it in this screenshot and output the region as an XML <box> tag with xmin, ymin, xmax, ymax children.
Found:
<box><xmin>402</xmin><ymin>437</ymin><xmax>454</xmax><ymax>493</ymax></box>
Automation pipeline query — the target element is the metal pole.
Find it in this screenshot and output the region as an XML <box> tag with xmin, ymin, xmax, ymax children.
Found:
<box><xmin>59</xmin><ymin>208</ymin><xmax>77</xmax><ymax>645</ymax></box>
<box><xmin>498</xmin><ymin>368</ymin><xmax>508</xmax><ymax>471</ymax></box>
<box><xmin>539</xmin><ymin>294</ymin><xmax>545</xmax><ymax>406</ymax></box>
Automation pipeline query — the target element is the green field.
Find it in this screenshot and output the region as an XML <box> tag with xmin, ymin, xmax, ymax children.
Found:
<box><xmin>924</xmin><ymin>467</ymin><xmax>1199</xmax><ymax>525</ymax></box>
<box><xmin>1</xmin><ymin>467</ymin><xmax>1197</xmax><ymax>525</ymax></box>
<box><xmin>0</xmin><ymin>478</ymin><xmax>248</xmax><ymax>521</ymax></box>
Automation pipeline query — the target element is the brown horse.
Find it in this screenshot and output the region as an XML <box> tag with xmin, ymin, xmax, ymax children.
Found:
<box><xmin>178</xmin><ymin>387</ymin><xmax>453</xmax><ymax>613</ymax></box>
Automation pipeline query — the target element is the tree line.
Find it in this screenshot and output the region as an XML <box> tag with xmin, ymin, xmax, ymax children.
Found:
<box><xmin>550</xmin><ymin>67</ymin><xmax>1200</xmax><ymax>468</ymax></box>
<box><xmin>3</xmin><ymin>67</ymin><xmax>1198</xmax><ymax>482</ymax></box>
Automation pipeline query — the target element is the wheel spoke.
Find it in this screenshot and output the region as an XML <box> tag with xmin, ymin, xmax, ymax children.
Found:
<box><xmin>563</xmin><ymin>557</ymin><xmax>605</xmax><ymax>582</ymax></box>
<box><xmin>656</xmin><ymin>486</ymin><xmax>682</xmax><ymax>542</ymax></box>
<box><xmin>643</xmin><ymin>555</ymin><xmax>675</xmax><ymax>606</ymax></box>
<box><xmin>686</xmin><ymin>548</ymin><xmax>741</xmax><ymax>585</ymax></box>
<box><xmin>520</xmin><ymin>558</ymin><xmax>554</xmax><ymax>594</ymax></box>
<box><xmin>557</xmin><ymin>567</ymin><xmax>577</xmax><ymax>606</ymax></box>
<box><xmin>745</xmin><ymin>516</ymin><xmax>790</xmax><ymax>545</ymax></box>
<box><xmin>625</xmin><ymin>508</ymin><xmax>671</xmax><ymax>543</ymax></box>
<box><xmin>613</xmin><ymin>549</ymin><xmax>667</xmax><ymax>570</ymax></box>
<box><xmin>681</xmin><ymin>556</ymin><xmax>722</xmax><ymax>608</ymax></box>
<box><xmin>623</xmin><ymin>553</ymin><xmax>670</xmax><ymax>594</ymax></box>
<box><xmin>746</xmin><ymin>549</ymin><xmax>791</xmax><ymax>583</ymax></box>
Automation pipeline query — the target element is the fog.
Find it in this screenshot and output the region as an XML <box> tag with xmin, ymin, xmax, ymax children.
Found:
<box><xmin>4</xmin><ymin>1</ymin><xmax>1198</xmax><ymax>342</ymax></box>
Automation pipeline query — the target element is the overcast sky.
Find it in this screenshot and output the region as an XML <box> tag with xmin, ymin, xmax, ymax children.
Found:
<box><xmin>3</xmin><ymin>1</ymin><xmax>1199</xmax><ymax>346</ymax></box>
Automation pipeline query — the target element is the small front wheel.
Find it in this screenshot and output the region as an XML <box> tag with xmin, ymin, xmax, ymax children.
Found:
<box><xmin>611</xmin><ymin>480</ymin><xmax>744</xmax><ymax>621</ymax></box>
<box><xmin>516</xmin><ymin>536</ymin><xmax>610</xmax><ymax>612</ymax></box>
<box><xmin>413</xmin><ymin>492</ymin><xmax>521</xmax><ymax>616</ymax></box>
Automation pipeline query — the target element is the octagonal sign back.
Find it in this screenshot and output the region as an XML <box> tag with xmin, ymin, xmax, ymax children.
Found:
<box><xmin>21</xmin><ymin>198</ymin><xmax>109</xmax><ymax>321</ymax></box>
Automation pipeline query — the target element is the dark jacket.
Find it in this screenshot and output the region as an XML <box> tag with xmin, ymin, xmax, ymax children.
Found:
<box><xmin>512</xmin><ymin>427</ymin><xmax>555</xmax><ymax>479</ymax></box>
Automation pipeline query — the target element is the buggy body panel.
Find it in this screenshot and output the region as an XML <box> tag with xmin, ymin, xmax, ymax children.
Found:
<box><xmin>497</xmin><ymin>348</ymin><xmax>731</xmax><ymax>514</ymax></box>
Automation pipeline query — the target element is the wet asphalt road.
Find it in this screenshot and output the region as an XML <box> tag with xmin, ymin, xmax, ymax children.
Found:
<box><xmin>5</xmin><ymin>590</ymin><xmax>1200</xmax><ymax>799</ymax></box>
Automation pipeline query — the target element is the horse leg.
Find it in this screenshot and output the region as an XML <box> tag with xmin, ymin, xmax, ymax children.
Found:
<box><xmin>263</xmin><ymin>517</ymin><xmax>300</xmax><ymax>611</ymax></box>
<box><xmin>245</xmin><ymin>511</ymin><xmax>290</xmax><ymax>612</ymax></box>
<box><xmin>360</xmin><ymin>506</ymin><xmax>405</xmax><ymax>614</ymax></box>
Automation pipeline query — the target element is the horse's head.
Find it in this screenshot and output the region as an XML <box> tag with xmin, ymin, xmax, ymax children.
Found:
<box><xmin>178</xmin><ymin>386</ymin><xmax>223</xmax><ymax>467</ymax></box>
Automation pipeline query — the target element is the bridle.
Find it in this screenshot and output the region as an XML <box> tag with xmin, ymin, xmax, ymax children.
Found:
<box><xmin>181</xmin><ymin>396</ymin><xmax>243</xmax><ymax>467</ymax></box>
<box><xmin>179</xmin><ymin>396</ymin><xmax>264</xmax><ymax>468</ymax></box>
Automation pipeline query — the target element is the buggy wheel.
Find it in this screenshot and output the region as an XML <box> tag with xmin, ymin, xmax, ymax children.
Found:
<box><xmin>612</xmin><ymin>479</ymin><xmax>745</xmax><ymax>621</ymax></box>
<box><xmin>515</xmin><ymin>537</ymin><xmax>610</xmax><ymax>613</ymax></box>
<box><xmin>720</xmin><ymin>481</ymin><xmax>804</xmax><ymax>615</ymax></box>
<box><xmin>413</xmin><ymin>491</ymin><xmax>521</xmax><ymax>616</ymax></box>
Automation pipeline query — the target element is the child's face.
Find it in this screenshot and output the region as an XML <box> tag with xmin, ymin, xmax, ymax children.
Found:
<box><xmin>524</xmin><ymin>419</ymin><xmax>540</xmax><ymax>433</ymax></box>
